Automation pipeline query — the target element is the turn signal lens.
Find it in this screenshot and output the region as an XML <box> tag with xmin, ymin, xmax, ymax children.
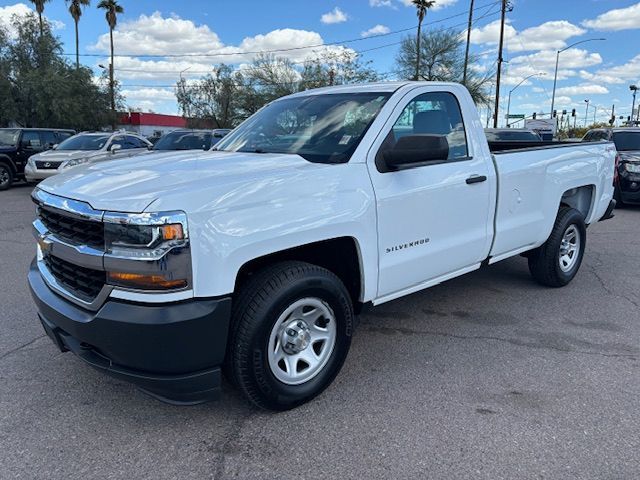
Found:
<box><xmin>161</xmin><ymin>224</ymin><xmax>184</xmax><ymax>241</ymax></box>
<box><xmin>107</xmin><ymin>272</ymin><xmax>187</xmax><ymax>290</ymax></box>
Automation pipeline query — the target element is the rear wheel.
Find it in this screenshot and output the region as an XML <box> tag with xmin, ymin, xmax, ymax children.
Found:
<box><xmin>528</xmin><ymin>206</ymin><xmax>586</xmax><ymax>287</ymax></box>
<box><xmin>0</xmin><ymin>163</ymin><xmax>12</xmax><ymax>191</ymax></box>
<box><xmin>227</xmin><ymin>261</ymin><xmax>353</xmax><ymax>411</ymax></box>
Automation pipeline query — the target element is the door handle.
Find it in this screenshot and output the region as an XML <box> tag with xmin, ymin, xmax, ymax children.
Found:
<box><xmin>466</xmin><ymin>175</ymin><xmax>487</xmax><ymax>185</ymax></box>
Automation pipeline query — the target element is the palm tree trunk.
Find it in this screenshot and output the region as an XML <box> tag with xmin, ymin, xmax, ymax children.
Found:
<box><xmin>109</xmin><ymin>27</ymin><xmax>116</xmax><ymax>129</ymax></box>
<box><xmin>414</xmin><ymin>19</ymin><xmax>422</xmax><ymax>81</ymax></box>
<box><xmin>38</xmin><ymin>13</ymin><xmax>44</xmax><ymax>36</ymax></box>
<box><xmin>75</xmin><ymin>19</ymin><xmax>80</xmax><ymax>69</ymax></box>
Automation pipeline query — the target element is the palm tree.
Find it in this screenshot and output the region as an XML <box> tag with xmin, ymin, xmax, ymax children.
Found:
<box><xmin>412</xmin><ymin>0</ymin><xmax>436</xmax><ymax>80</ymax></box>
<box><xmin>97</xmin><ymin>0</ymin><xmax>123</xmax><ymax>126</ymax></box>
<box><xmin>66</xmin><ymin>0</ymin><xmax>91</xmax><ymax>69</ymax></box>
<box><xmin>29</xmin><ymin>0</ymin><xmax>52</xmax><ymax>36</ymax></box>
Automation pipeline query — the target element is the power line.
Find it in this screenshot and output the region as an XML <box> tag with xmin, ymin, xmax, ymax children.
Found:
<box><xmin>64</xmin><ymin>0</ymin><xmax>500</xmax><ymax>60</ymax></box>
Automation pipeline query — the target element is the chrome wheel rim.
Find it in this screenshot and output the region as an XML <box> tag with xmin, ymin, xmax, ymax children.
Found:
<box><xmin>267</xmin><ymin>297</ymin><xmax>337</xmax><ymax>386</ymax></box>
<box><xmin>0</xmin><ymin>166</ymin><xmax>8</xmax><ymax>186</ymax></box>
<box><xmin>559</xmin><ymin>224</ymin><xmax>580</xmax><ymax>273</ymax></box>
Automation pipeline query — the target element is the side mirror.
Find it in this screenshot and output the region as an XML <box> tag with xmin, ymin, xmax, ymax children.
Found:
<box><xmin>383</xmin><ymin>134</ymin><xmax>449</xmax><ymax>170</ymax></box>
<box><xmin>51</xmin><ymin>144</ymin><xmax>58</xmax><ymax>150</ymax></box>
<box><xmin>110</xmin><ymin>143</ymin><xmax>122</xmax><ymax>153</ymax></box>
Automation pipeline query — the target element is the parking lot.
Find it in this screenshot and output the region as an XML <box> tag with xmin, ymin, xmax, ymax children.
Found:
<box><xmin>0</xmin><ymin>183</ymin><xmax>638</xmax><ymax>479</ymax></box>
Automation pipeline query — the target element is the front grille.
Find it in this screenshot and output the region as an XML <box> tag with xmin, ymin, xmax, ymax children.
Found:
<box><xmin>35</xmin><ymin>161</ymin><xmax>62</xmax><ymax>169</ymax></box>
<box><xmin>39</xmin><ymin>208</ymin><xmax>104</xmax><ymax>248</ymax></box>
<box><xmin>44</xmin><ymin>254</ymin><xmax>106</xmax><ymax>301</ymax></box>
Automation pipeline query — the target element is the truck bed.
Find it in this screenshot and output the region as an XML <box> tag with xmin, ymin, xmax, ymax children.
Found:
<box><xmin>488</xmin><ymin>140</ymin><xmax>581</xmax><ymax>153</ymax></box>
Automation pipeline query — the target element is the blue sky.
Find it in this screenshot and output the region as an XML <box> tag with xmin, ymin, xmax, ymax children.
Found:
<box><xmin>1</xmin><ymin>0</ymin><xmax>639</xmax><ymax>126</ymax></box>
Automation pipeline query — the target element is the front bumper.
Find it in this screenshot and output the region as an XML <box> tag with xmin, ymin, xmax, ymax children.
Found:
<box><xmin>28</xmin><ymin>259</ymin><xmax>232</xmax><ymax>404</ymax></box>
<box><xmin>24</xmin><ymin>164</ymin><xmax>60</xmax><ymax>182</ymax></box>
<box><xmin>618</xmin><ymin>170</ymin><xmax>640</xmax><ymax>204</ymax></box>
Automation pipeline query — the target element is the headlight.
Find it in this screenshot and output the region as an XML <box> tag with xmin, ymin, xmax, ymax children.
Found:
<box><xmin>63</xmin><ymin>157</ymin><xmax>89</xmax><ymax>169</ymax></box>
<box><xmin>103</xmin><ymin>211</ymin><xmax>191</xmax><ymax>290</ymax></box>
<box><xmin>624</xmin><ymin>162</ymin><xmax>640</xmax><ymax>173</ymax></box>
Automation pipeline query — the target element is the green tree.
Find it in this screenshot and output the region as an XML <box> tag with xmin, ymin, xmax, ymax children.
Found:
<box><xmin>396</xmin><ymin>28</ymin><xmax>493</xmax><ymax>106</ymax></box>
<box><xmin>412</xmin><ymin>0</ymin><xmax>436</xmax><ymax>81</ymax></box>
<box><xmin>0</xmin><ymin>13</ymin><xmax>113</xmax><ymax>129</ymax></box>
<box><xmin>97</xmin><ymin>0</ymin><xmax>123</xmax><ymax>125</ymax></box>
<box><xmin>28</xmin><ymin>0</ymin><xmax>51</xmax><ymax>37</ymax></box>
<box><xmin>300</xmin><ymin>51</ymin><xmax>379</xmax><ymax>90</ymax></box>
<box><xmin>66</xmin><ymin>0</ymin><xmax>91</xmax><ymax>69</ymax></box>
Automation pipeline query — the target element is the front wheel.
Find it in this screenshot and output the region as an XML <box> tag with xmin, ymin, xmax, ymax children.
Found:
<box><xmin>0</xmin><ymin>163</ymin><xmax>12</xmax><ymax>191</ymax></box>
<box><xmin>227</xmin><ymin>261</ymin><xmax>354</xmax><ymax>411</ymax></box>
<box><xmin>528</xmin><ymin>206</ymin><xmax>586</xmax><ymax>287</ymax></box>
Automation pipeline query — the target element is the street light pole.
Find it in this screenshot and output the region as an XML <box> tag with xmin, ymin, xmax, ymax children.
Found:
<box><xmin>584</xmin><ymin>99</ymin><xmax>590</xmax><ymax>127</ymax></box>
<box><xmin>631</xmin><ymin>85</ymin><xmax>638</xmax><ymax>126</ymax></box>
<box><xmin>506</xmin><ymin>72</ymin><xmax>545</xmax><ymax>127</ymax></box>
<box><xmin>550</xmin><ymin>38</ymin><xmax>605</xmax><ymax>118</ymax></box>
<box><xmin>492</xmin><ymin>0</ymin><xmax>510</xmax><ymax>128</ymax></box>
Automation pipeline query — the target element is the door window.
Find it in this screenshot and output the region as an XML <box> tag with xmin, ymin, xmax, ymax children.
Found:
<box><xmin>382</xmin><ymin>92</ymin><xmax>469</xmax><ymax>162</ymax></box>
<box><xmin>40</xmin><ymin>131</ymin><xmax>57</xmax><ymax>149</ymax></box>
<box><xmin>21</xmin><ymin>131</ymin><xmax>42</xmax><ymax>149</ymax></box>
<box><xmin>125</xmin><ymin>135</ymin><xmax>146</xmax><ymax>148</ymax></box>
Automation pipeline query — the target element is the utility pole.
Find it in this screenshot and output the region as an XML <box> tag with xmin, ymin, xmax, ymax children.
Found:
<box><xmin>462</xmin><ymin>0</ymin><xmax>475</xmax><ymax>85</ymax></box>
<box><xmin>492</xmin><ymin>0</ymin><xmax>510</xmax><ymax>128</ymax></box>
<box><xmin>631</xmin><ymin>85</ymin><xmax>638</xmax><ymax>126</ymax></box>
<box><xmin>584</xmin><ymin>99</ymin><xmax>590</xmax><ymax>127</ymax></box>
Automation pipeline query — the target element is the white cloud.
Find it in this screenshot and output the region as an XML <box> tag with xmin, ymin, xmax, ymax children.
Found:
<box><xmin>369</xmin><ymin>0</ymin><xmax>395</xmax><ymax>7</ymax></box>
<box><xmin>320</xmin><ymin>7</ymin><xmax>348</xmax><ymax>24</ymax></box>
<box><xmin>583</xmin><ymin>54</ymin><xmax>640</xmax><ymax>85</ymax></box>
<box><xmin>582</xmin><ymin>2</ymin><xmax>640</xmax><ymax>31</ymax></box>
<box><xmin>470</xmin><ymin>19</ymin><xmax>585</xmax><ymax>52</ymax></box>
<box><xmin>555</xmin><ymin>84</ymin><xmax>609</xmax><ymax>96</ymax></box>
<box><xmin>509</xmin><ymin>48</ymin><xmax>602</xmax><ymax>74</ymax></box>
<box><xmin>89</xmin><ymin>11</ymin><xmax>355</xmax><ymax>82</ymax></box>
<box><xmin>0</xmin><ymin>2</ymin><xmax>64</xmax><ymax>38</ymax></box>
<box><xmin>361</xmin><ymin>24</ymin><xmax>390</xmax><ymax>37</ymax></box>
<box><xmin>398</xmin><ymin>0</ymin><xmax>458</xmax><ymax>10</ymax></box>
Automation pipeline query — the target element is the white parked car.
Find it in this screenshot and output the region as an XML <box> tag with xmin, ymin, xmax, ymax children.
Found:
<box><xmin>29</xmin><ymin>82</ymin><xmax>616</xmax><ymax>410</ymax></box>
<box><xmin>25</xmin><ymin>131</ymin><xmax>151</xmax><ymax>182</ymax></box>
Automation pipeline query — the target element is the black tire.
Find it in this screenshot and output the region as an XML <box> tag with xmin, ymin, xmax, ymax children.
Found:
<box><xmin>528</xmin><ymin>206</ymin><xmax>586</xmax><ymax>287</ymax></box>
<box><xmin>0</xmin><ymin>163</ymin><xmax>12</xmax><ymax>191</ymax></box>
<box><xmin>227</xmin><ymin>261</ymin><xmax>354</xmax><ymax>411</ymax></box>
<box><xmin>614</xmin><ymin>185</ymin><xmax>625</xmax><ymax>208</ymax></box>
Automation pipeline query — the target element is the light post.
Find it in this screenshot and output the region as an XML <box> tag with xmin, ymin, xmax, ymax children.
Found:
<box><xmin>584</xmin><ymin>99</ymin><xmax>590</xmax><ymax>127</ymax></box>
<box><xmin>631</xmin><ymin>85</ymin><xmax>638</xmax><ymax>126</ymax></box>
<box><xmin>551</xmin><ymin>38</ymin><xmax>605</xmax><ymax>118</ymax></box>
<box><xmin>506</xmin><ymin>72</ymin><xmax>545</xmax><ymax>127</ymax></box>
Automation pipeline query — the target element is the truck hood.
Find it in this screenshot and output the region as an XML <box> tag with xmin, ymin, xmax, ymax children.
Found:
<box><xmin>37</xmin><ymin>150</ymin><xmax>318</xmax><ymax>212</ymax></box>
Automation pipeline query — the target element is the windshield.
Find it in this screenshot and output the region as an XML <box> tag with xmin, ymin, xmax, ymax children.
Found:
<box><xmin>57</xmin><ymin>134</ymin><xmax>110</xmax><ymax>151</ymax></box>
<box><xmin>0</xmin><ymin>129</ymin><xmax>19</xmax><ymax>147</ymax></box>
<box><xmin>613</xmin><ymin>131</ymin><xmax>640</xmax><ymax>151</ymax></box>
<box><xmin>214</xmin><ymin>92</ymin><xmax>391</xmax><ymax>163</ymax></box>
<box><xmin>153</xmin><ymin>131</ymin><xmax>213</xmax><ymax>151</ymax></box>
<box><xmin>485</xmin><ymin>130</ymin><xmax>541</xmax><ymax>142</ymax></box>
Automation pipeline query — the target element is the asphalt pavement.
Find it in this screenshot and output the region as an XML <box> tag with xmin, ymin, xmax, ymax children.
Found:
<box><xmin>1</xmin><ymin>182</ymin><xmax>639</xmax><ymax>479</ymax></box>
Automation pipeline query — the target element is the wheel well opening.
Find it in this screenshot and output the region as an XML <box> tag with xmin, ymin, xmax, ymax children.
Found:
<box><xmin>235</xmin><ymin>237</ymin><xmax>363</xmax><ymax>306</ymax></box>
<box><xmin>561</xmin><ymin>185</ymin><xmax>594</xmax><ymax>221</ymax></box>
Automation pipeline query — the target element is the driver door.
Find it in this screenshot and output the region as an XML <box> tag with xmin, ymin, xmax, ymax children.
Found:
<box><xmin>367</xmin><ymin>88</ymin><xmax>494</xmax><ymax>299</ymax></box>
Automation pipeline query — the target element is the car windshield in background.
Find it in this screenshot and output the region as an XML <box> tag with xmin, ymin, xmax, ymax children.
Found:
<box><xmin>485</xmin><ymin>130</ymin><xmax>541</xmax><ymax>142</ymax></box>
<box><xmin>214</xmin><ymin>92</ymin><xmax>391</xmax><ymax>163</ymax></box>
<box><xmin>612</xmin><ymin>132</ymin><xmax>640</xmax><ymax>151</ymax></box>
<box><xmin>57</xmin><ymin>134</ymin><xmax>110</xmax><ymax>151</ymax></box>
<box><xmin>0</xmin><ymin>129</ymin><xmax>19</xmax><ymax>147</ymax></box>
<box><xmin>153</xmin><ymin>131</ymin><xmax>213</xmax><ymax>151</ymax></box>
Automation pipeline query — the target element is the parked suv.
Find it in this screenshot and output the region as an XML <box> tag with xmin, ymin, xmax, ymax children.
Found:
<box><xmin>24</xmin><ymin>131</ymin><xmax>152</xmax><ymax>183</ymax></box>
<box><xmin>583</xmin><ymin>128</ymin><xmax>640</xmax><ymax>205</ymax></box>
<box><xmin>0</xmin><ymin>128</ymin><xmax>75</xmax><ymax>190</ymax></box>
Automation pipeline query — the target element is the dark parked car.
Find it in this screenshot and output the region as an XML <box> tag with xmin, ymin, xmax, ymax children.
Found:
<box><xmin>0</xmin><ymin>128</ymin><xmax>75</xmax><ymax>190</ymax></box>
<box><xmin>583</xmin><ymin>128</ymin><xmax>640</xmax><ymax>206</ymax></box>
<box><xmin>152</xmin><ymin>129</ymin><xmax>231</xmax><ymax>152</ymax></box>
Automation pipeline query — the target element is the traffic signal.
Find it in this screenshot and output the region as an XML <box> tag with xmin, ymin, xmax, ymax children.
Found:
<box><xmin>562</xmin><ymin>110</ymin><xmax>567</xmax><ymax>115</ymax></box>
<box><xmin>552</xmin><ymin>110</ymin><xmax>557</xmax><ymax>118</ymax></box>
<box><xmin>532</xmin><ymin>112</ymin><xmax>537</xmax><ymax>119</ymax></box>
<box><xmin>571</xmin><ymin>109</ymin><xmax>576</xmax><ymax>117</ymax></box>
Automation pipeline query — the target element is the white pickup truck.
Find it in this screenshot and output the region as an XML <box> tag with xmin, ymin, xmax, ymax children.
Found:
<box><xmin>29</xmin><ymin>82</ymin><xmax>616</xmax><ymax>410</ymax></box>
